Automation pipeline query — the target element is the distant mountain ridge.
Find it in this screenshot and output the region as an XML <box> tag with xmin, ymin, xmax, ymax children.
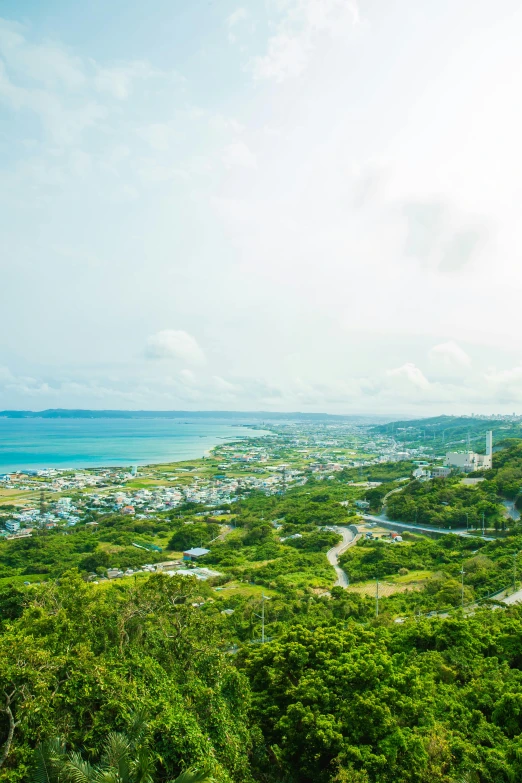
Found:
<box><xmin>0</xmin><ymin>408</ymin><xmax>390</xmax><ymax>423</ymax></box>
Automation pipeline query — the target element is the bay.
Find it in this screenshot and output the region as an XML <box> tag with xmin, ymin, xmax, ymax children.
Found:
<box><xmin>0</xmin><ymin>417</ymin><xmax>269</xmax><ymax>472</ymax></box>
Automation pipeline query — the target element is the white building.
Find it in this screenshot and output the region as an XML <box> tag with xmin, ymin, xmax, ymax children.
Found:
<box><xmin>444</xmin><ymin>431</ymin><xmax>493</xmax><ymax>473</ymax></box>
<box><xmin>431</xmin><ymin>466</ymin><xmax>452</xmax><ymax>478</ymax></box>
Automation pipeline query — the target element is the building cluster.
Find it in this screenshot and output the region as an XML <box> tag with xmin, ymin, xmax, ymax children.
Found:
<box><xmin>1</xmin><ymin>496</ymin><xmax>82</xmax><ymax>538</ymax></box>
<box><xmin>0</xmin><ymin>467</ymin><xmax>135</xmax><ymax>492</ymax></box>
<box><xmin>89</xmin><ymin>558</ymin><xmax>222</xmax><ymax>583</ymax></box>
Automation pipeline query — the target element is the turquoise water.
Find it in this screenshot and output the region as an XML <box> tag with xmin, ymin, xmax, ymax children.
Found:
<box><xmin>0</xmin><ymin>418</ymin><xmax>269</xmax><ymax>472</ymax></box>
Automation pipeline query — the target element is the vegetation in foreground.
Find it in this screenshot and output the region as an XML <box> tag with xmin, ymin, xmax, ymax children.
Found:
<box><xmin>3</xmin><ymin>572</ymin><xmax>522</xmax><ymax>783</ymax></box>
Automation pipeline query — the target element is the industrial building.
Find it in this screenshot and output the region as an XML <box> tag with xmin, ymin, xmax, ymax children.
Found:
<box><xmin>444</xmin><ymin>431</ymin><xmax>493</xmax><ymax>473</ymax></box>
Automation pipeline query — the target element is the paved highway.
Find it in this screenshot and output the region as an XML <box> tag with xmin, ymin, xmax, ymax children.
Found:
<box><xmin>361</xmin><ymin>514</ymin><xmax>494</xmax><ymax>541</ymax></box>
<box><xmin>327</xmin><ymin>527</ymin><xmax>360</xmax><ymax>587</ymax></box>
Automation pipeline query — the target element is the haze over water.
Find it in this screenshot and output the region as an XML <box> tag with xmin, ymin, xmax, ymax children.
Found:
<box><xmin>0</xmin><ymin>418</ymin><xmax>269</xmax><ymax>472</ymax></box>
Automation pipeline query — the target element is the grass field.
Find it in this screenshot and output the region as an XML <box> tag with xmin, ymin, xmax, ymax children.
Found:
<box><xmin>214</xmin><ymin>582</ymin><xmax>277</xmax><ymax>598</ymax></box>
<box><xmin>0</xmin><ymin>488</ymin><xmax>37</xmax><ymax>506</ymax></box>
<box><xmin>346</xmin><ymin>577</ymin><xmax>429</xmax><ymax>597</ymax></box>
<box><xmin>0</xmin><ymin>573</ymin><xmax>48</xmax><ymax>587</ymax></box>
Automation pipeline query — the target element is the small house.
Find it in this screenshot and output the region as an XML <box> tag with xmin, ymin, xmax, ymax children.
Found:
<box><xmin>183</xmin><ymin>547</ymin><xmax>210</xmax><ymax>561</ymax></box>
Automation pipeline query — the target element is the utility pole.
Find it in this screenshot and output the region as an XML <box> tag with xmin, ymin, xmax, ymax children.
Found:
<box><xmin>261</xmin><ymin>594</ymin><xmax>271</xmax><ymax>643</ymax></box>
<box><xmin>482</xmin><ymin>511</ymin><xmax>485</xmax><ymax>536</ymax></box>
<box><xmin>460</xmin><ymin>565</ymin><xmax>465</xmax><ymax>609</ymax></box>
<box><xmin>262</xmin><ymin>595</ymin><xmax>265</xmax><ymax>643</ymax></box>
<box><xmin>514</xmin><ymin>551</ymin><xmax>520</xmax><ymax>593</ymax></box>
<box><xmin>375</xmin><ymin>579</ymin><xmax>379</xmax><ymax>618</ymax></box>
<box><xmin>255</xmin><ymin>594</ymin><xmax>271</xmax><ymax>644</ymax></box>
<box><xmin>465</xmin><ymin>512</ymin><xmax>469</xmax><ymax>532</ymax></box>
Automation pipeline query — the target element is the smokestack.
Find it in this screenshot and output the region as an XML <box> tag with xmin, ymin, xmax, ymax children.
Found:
<box><xmin>486</xmin><ymin>431</ymin><xmax>493</xmax><ymax>457</ymax></box>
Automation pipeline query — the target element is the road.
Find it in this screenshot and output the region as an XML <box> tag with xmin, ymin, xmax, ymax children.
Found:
<box><xmin>502</xmin><ymin>499</ymin><xmax>520</xmax><ymax>521</ymax></box>
<box><xmin>382</xmin><ymin>484</ymin><xmax>410</xmax><ymax>504</ymax></box>
<box><xmin>361</xmin><ymin>514</ymin><xmax>495</xmax><ymax>541</ymax></box>
<box><xmin>327</xmin><ymin>527</ymin><xmax>360</xmax><ymax>587</ymax></box>
<box><xmin>501</xmin><ymin>587</ymin><xmax>522</xmax><ymax>605</ymax></box>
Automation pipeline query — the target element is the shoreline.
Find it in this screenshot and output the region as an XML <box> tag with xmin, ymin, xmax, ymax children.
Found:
<box><xmin>0</xmin><ymin>421</ymin><xmax>271</xmax><ymax>474</ymax></box>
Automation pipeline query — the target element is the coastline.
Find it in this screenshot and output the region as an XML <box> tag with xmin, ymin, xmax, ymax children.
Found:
<box><xmin>0</xmin><ymin>418</ymin><xmax>271</xmax><ymax>474</ymax></box>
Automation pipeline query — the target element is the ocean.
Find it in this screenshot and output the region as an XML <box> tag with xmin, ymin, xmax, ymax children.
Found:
<box><xmin>0</xmin><ymin>417</ymin><xmax>269</xmax><ymax>472</ymax></box>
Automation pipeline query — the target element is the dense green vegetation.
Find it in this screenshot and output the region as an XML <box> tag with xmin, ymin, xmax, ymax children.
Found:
<box><xmin>385</xmin><ymin>477</ymin><xmax>503</xmax><ymax>529</ymax></box>
<box><xmin>0</xmin><ymin>573</ymin><xmax>251</xmax><ymax>783</ymax></box>
<box><xmin>336</xmin><ymin>462</ymin><xmax>415</xmax><ymax>484</ymax></box>
<box><xmin>5</xmin><ymin>572</ymin><xmax>522</xmax><ymax>782</ymax></box>
<box><xmin>240</xmin><ymin>610</ymin><xmax>522</xmax><ymax>783</ymax></box>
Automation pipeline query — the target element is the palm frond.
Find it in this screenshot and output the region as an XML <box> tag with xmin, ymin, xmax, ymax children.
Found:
<box><xmin>126</xmin><ymin>709</ymin><xmax>149</xmax><ymax>746</ymax></box>
<box><xmin>62</xmin><ymin>752</ymin><xmax>96</xmax><ymax>783</ymax></box>
<box><xmin>31</xmin><ymin>738</ymin><xmax>66</xmax><ymax>783</ymax></box>
<box><xmin>101</xmin><ymin>731</ymin><xmax>131</xmax><ymax>776</ymax></box>
<box><xmin>170</xmin><ymin>769</ymin><xmax>214</xmax><ymax>783</ymax></box>
<box><xmin>451</xmin><ymin>776</ymin><xmax>479</xmax><ymax>783</ymax></box>
<box><xmin>130</xmin><ymin>747</ymin><xmax>155</xmax><ymax>783</ymax></box>
<box><xmin>90</xmin><ymin>771</ymin><xmax>121</xmax><ymax>783</ymax></box>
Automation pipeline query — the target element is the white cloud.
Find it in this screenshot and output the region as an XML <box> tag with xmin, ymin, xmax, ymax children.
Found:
<box><xmin>484</xmin><ymin>365</ymin><xmax>522</xmax><ymax>404</ymax></box>
<box><xmin>429</xmin><ymin>341</ymin><xmax>471</xmax><ymax>369</ymax></box>
<box><xmin>227</xmin><ymin>8</ymin><xmax>249</xmax><ymax>43</ymax></box>
<box><xmin>228</xmin><ymin>8</ymin><xmax>248</xmax><ymax>27</ymax></box>
<box><xmin>250</xmin><ymin>0</ymin><xmax>359</xmax><ymax>81</ymax></box>
<box><xmin>0</xmin><ymin>18</ymin><xmax>86</xmax><ymax>89</ymax></box>
<box><xmin>179</xmin><ymin>369</ymin><xmax>197</xmax><ymax>385</ymax></box>
<box><xmin>0</xmin><ymin>60</ymin><xmax>106</xmax><ymax>144</ymax></box>
<box><xmin>387</xmin><ymin>363</ymin><xmax>431</xmax><ymax>391</ymax></box>
<box><xmin>212</xmin><ymin>375</ymin><xmax>243</xmax><ymax>394</ymax></box>
<box><xmin>145</xmin><ymin>330</ymin><xmax>206</xmax><ymax>365</ymax></box>
<box><xmin>94</xmin><ymin>60</ymin><xmax>163</xmax><ymax>99</ymax></box>
<box><xmin>0</xmin><ymin>366</ymin><xmax>15</xmax><ymax>383</ymax></box>
<box><xmin>222</xmin><ymin>141</ymin><xmax>257</xmax><ymax>169</ymax></box>
<box><xmin>402</xmin><ymin>200</ymin><xmax>489</xmax><ymax>273</ymax></box>
<box><xmin>0</xmin><ymin>21</ymin><xmax>163</xmax><ymax>146</ymax></box>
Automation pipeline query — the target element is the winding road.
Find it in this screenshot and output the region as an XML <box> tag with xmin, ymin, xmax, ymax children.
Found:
<box><xmin>361</xmin><ymin>513</ymin><xmax>495</xmax><ymax>541</ymax></box>
<box><xmin>327</xmin><ymin>527</ymin><xmax>361</xmax><ymax>587</ymax></box>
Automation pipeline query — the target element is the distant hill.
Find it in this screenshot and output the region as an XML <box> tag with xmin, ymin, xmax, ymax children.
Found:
<box><xmin>0</xmin><ymin>408</ymin><xmax>390</xmax><ymax>423</ymax></box>
<box><xmin>371</xmin><ymin>414</ymin><xmax>522</xmax><ymax>452</ymax></box>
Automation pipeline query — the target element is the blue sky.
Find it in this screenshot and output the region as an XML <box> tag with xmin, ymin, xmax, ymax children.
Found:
<box><xmin>2</xmin><ymin>0</ymin><xmax>522</xmax><ymax>414</ymax></box>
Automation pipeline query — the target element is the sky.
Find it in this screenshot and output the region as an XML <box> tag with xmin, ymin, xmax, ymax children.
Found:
<box><xmin>1</xmin><ymin>0</ymin><xmax>522</xmax><ymax>415</ymax></box>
